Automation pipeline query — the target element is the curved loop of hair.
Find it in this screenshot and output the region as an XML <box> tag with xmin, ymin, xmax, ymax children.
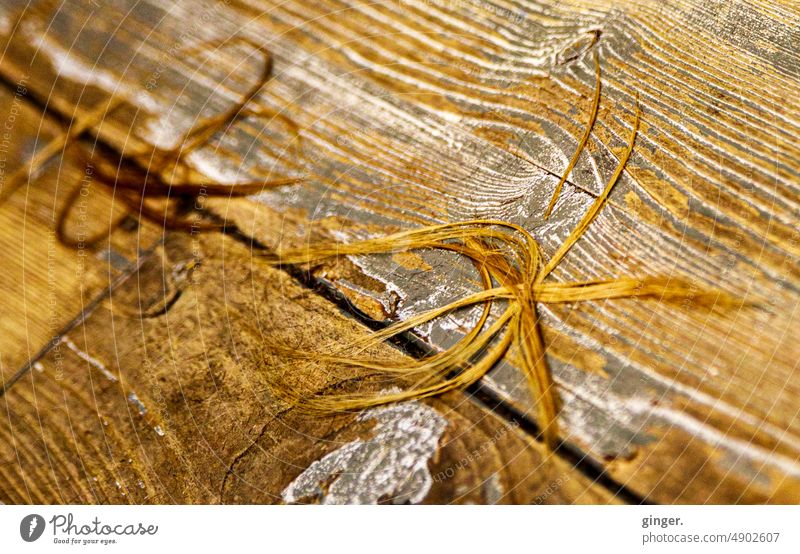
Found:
<box><xmin>10</xmin><ymin>24</ymin><xmax>743</xmax><ymax>449</ymax></box>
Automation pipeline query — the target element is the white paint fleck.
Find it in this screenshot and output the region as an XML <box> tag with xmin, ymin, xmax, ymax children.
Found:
<box><xmin>483</xmin><ymin>473</ymin><xmax>504</xmax><ymax>504</ymax></box>
<box><xmin>127</xmin><ymin>392</ymin><xmax>148</xmax><ymax>416</ymax></box>
<box><xmin>61</xmin><ymin>337</ymin><xmax>117</xmax><ymax>382</ymax></box>
<box><xmin>153</xmin><ymin>426</ymin><xmax>165</xmax><ymax>437</ymax></box>
<box><xmin>32</xmin><ymin>361</ymin><xmax>45</xmax><ymax>373</ymax></box>
<box><xmin>282</xmin><ymin>401</ymin><xmax>448</xmax><ymax>504</ymax></box>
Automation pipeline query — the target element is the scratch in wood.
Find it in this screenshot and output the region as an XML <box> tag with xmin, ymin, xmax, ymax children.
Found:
<box><xmin>61</xmin><ymin>337</ymin><xmax>117</xmax><ymax>382</ymax></box>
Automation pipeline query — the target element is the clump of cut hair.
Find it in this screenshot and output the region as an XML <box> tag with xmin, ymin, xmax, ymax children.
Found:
<box><xmin>263</xmin><ymin>98</ymin><xmax>740</xmax><ymax>449</ymax></box>
<box><xmin>55</xmin><ymin>36</ymin><xmax>304</xmax><ymax>247</ymax></box>
<box><xmin>22</xmin><ymin>25</ymin><xmax>740</xmax><ymax>450</ymax></box>
<box><xmin>0</xmin><ymin>16</ymin><xmax>303</xmax><ymax>247</ymax></box>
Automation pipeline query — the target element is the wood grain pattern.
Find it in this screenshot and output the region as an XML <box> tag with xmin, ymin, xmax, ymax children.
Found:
<box><xmin>0</xmin><ymin>231</ymin><xmax>614</xmax><ymax>504</ymax></box>
<box><xmin>0</xmin><ymin>0</ymin><xmax>798</xmax><ymax>503</ymax></box>
<box><xmin>0</xmin><ymin>85</ymin><xmax>161</xmax><ymax>381</ymax></box>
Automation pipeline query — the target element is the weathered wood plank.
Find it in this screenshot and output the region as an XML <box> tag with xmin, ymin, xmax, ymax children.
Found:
<box><xmin>0</xmin><ymin>231</ymin><xmax>614</xmax><ymax>504</ymax></box>
<box><xmin>0</xmin><ymin>84</ymin><xmax>160</xmax><ymax>380</ymax></box>
<box><xmin>2</xmin><ymin>0</ymin><xmax>799</xmax><ymax>502</ymax></box>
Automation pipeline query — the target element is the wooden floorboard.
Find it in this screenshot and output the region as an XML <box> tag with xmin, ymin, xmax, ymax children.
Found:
<box><xmin>0</xmin><ymin>0</ymin><xmax>798</xmax><ymax>503</ymax></box>
<box><xmin>0</xmin><ymin>231</ymin><xmax>616</xmax><ymax>504</ymax></box>
<box><xmin>0</xmin><ymin>84</ymin><xmax>162</xmax><ymax>381</ymax></box>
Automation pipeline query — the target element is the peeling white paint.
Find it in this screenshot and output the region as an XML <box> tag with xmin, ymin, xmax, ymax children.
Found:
<box><xmin>127</xmin><ymin>392</ymin><xmax>148</xmax><ymax>416</ymax></box>
<box><xmin>282</xmin><ymin>401</ymin><xmax>447</xmax><ymax>504</ymax></box>
<box><xmin>483</xmin><ymin>473</ymin><xmax>504</xmax><ymax>504</ymax></box>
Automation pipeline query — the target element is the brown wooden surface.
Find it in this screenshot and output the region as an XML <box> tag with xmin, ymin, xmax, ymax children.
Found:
<box><xmin>0</xmin><ymin>228</ymin><xmax>613</xmax><ymax>504</ymax></box>
<box><xmin>0</xmin><ymin>0</ymin><xmax>799</xmax><ymax>503</ymax></box>
<box><xmin>0</xmin><ymin>84</ymin><xmax>161</xmax><ymax>380</ymax></box>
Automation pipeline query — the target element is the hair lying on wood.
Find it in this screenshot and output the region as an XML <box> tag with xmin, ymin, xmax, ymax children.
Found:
<box><xmin>59</xmin><ymin>36</ymin><xmax>303</xmax><ymax>248</ymax></box>
<box><xmin>543</xmin><ymin>49</ymin><xmax>602</xmax><ymax>220</ymax></box>
<box><xmin>1</xmin><ymin>26</ymin><xmax>303</xmax><ymax>247</ymax></box>
<box><xmin>263</xmin><ymin>97</ymin><xmax>742</xmax><ymax>449</ymax></box>
<box><xmin>30</xmin><ymin>34</ymin><xmax>742</xmax><ymax>449</ymax></box>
